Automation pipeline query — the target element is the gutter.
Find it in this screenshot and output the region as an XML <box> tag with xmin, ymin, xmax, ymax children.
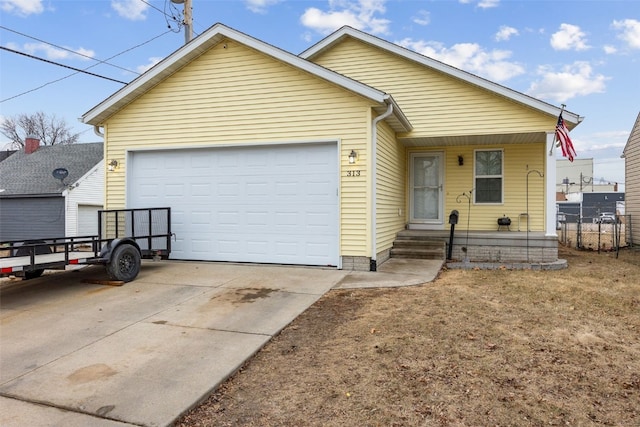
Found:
<box><xmin>370</xmin><ymin>97</ymin><xmax>394</xmax><ymax>271</ymax></box>
<box><xmin>94</xmin><ymin>126</ymin><xmax>104</xmax><ymax>138</ymax></box>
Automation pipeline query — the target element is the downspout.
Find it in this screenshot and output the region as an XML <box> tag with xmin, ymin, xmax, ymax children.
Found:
<box><xmin>370</xmin><ymin>98</ymin><xmax>394</xmax><ymax>271</ymax></box>
<box><xmin>94</xmin><ymin>126</ymin><xmax>104</xmax><ymax>138</ymax></box>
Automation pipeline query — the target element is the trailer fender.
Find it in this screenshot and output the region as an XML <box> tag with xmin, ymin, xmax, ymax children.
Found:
<box><xmin>99</xmin><ymin>238</ymin><xmax>141</xmax><ymax>262</ymax></box>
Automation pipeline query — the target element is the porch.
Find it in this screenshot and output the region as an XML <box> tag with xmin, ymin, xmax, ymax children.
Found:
<box><xmin>389</xmin><ymin>229</ymin><xmax>559</xmax><ymax>264</ymax></box>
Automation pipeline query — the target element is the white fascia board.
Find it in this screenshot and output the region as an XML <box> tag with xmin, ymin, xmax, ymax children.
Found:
<box><xmin>301</xmin><ymin>26</ymin><xmax>582</xmax><ymax>126</ymax></box>
<box><xmin>82</xmin><ymin>24</ymin><xmax>390</xmax><ymax>125</ymax></box>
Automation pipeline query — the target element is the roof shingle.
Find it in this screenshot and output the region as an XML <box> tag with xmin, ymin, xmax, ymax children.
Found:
<box><xmin>0</xmin><ymin>143</ymin><xmax>103</xmax><ymax>196</ymax></box>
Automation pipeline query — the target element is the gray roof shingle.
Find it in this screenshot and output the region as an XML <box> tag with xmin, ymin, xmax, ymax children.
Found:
<box><xmin>0</xmin><ymin>143</ymin><xmax>103</xmax><ymax>197</ymax></box>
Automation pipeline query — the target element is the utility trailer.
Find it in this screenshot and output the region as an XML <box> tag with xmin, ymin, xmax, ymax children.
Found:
<box><xmin>0</xmin><ymin>207</ymin><xmax>172</xmax><ymax>283</ymax></box>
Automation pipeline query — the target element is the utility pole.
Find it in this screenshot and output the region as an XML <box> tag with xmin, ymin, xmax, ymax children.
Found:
<box><xmin>171</xmin><ymin>0</ymin><xmax>193</xmax><ymax>44</ymax></box>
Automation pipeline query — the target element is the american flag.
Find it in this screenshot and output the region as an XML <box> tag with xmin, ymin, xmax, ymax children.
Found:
<box><xmin>555</xmin><ymin>112</ymin><xmax>577</xmax><ymax>162</ymax></box>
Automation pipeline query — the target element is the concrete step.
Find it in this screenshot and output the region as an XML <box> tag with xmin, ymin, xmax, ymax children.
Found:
<box><xmin>390</xmin><ymin>247</ymin><xmax>445</xmax><ymax>259</ymax></box>
<box><xmin>391</xmin><ymin>231</ymin><xmax>447</xmax><ymax>260</ymax></box>
<box><xmin>391</xmin><ymin>240</ymin><xmax>445</xmax><ymax>259</ymax></box>
<box><xmin>392</xmin><ymin>238</ymin><xmax>445</xmax><ymax>248</ymax></box>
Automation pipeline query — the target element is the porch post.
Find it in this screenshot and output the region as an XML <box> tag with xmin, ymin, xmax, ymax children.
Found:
<box><xmin>545</xmin><ymin>131</ymin><xmax>557</xmax><ymax>237</ymax></box>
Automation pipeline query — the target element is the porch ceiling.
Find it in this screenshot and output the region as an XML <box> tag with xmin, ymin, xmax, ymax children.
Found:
<box><xmin>399</xmin><ymin>131</ymin><xmax>547</xmax><ymax>147</ymax></box>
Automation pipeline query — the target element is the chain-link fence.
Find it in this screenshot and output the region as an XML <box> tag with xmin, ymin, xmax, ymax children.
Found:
<box><xmin>557</xmin><ymin>213</ymin><xmax>633</xmax><ymax>250</ymax></box>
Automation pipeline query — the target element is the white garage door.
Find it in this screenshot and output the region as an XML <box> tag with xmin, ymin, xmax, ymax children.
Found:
<box><xmin>77</xmin><ymin>204</ymin><xmax>102</xmax><ymax>236</ymax></box>
<box><xmin>128</xmin><ymin>143</ymin><xmax>339</xmax><ymax>266</ymax></box>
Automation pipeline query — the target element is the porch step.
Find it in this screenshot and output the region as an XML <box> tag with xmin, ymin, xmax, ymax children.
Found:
<box><xmin>390</xmin><ymin>231</ymin><xmax>446</xmax><ymax>260</ymax></box>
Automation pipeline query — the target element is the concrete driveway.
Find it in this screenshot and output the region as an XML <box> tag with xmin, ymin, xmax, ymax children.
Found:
<box><xmin>0</xmin><ymin>258</ymin><xmax>441</xmax><ymax>426</ymax></box>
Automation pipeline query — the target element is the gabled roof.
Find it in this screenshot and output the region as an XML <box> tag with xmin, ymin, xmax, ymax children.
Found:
<box><xmin>82</xmin><ymin>23</ymin><xmax>411</xmax><ymax>133</ymax></box>
<box><xmin>0</xmin><ymin>143</ymin><xmax>103</xmax><ymax>197</ymax></box>
<box><xmin>621</xmin><ymin>111</ymin><xmax>640</xmax><ymax>158</ymax></box>
<box><xmin>300</xmin><ymin>26</ymin><xmax>582</xmax><ymax>127</ymax></box>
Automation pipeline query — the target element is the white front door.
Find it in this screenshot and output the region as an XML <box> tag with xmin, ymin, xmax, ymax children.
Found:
<box><xmin>410</xmin><ymin>152</ymin><xmax>444</xmax><ymax>224</ymax></box>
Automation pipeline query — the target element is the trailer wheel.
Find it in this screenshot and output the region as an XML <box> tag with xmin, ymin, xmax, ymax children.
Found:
<box><xmin>15</xmin><ymin>240</ymin><xmax>51</xmax><ymax>280</ymax></box>
<box><xmin>24</xmin><ymin>269</ymin><xmax>45</xmax><ymax>280</ymax></box>
<box><xmin>106</xmin><ymin>244</ymin><xmax>141</xmax><ymax>282</ymax></box>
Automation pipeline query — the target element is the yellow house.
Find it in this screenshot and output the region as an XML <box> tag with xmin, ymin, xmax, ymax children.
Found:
<box><xmin>82</xmin><ymin>24</ymin><xmax>582</xmax><ymax>271</ymax></box>
<box><xmin>622</xmin><ymin>111</ymin><xmax>640</xmax><ymax>246</ymax></box>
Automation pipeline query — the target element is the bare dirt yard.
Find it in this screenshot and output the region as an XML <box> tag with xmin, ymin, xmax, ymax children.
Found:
<box><xmin>175</xmin><ymin>246</ymin><xmax>640</xmax><ymax>427</ymax></box>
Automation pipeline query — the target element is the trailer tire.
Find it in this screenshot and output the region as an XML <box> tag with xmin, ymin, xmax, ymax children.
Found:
<box><xmin>106</xmin><ymin>243</ymin><xmax>141</xmax><ymax>282</ymax></box>
<box><xmin>15</xmin><ymin>240</ymin><xmax>51</xmax><ymax>280</ymax></box>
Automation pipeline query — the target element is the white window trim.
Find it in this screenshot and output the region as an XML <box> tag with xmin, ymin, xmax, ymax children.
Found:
<box><xmin>474</xmin><ymin>148</ymin><xmax>504</xmax><ymax>205</ymax></box>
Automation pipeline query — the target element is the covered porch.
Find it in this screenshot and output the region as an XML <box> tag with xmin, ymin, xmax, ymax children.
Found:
<box><xmin>401</xmin><ymin>132</ymin><xmax>559</xmax><ymax>237</ymax></box>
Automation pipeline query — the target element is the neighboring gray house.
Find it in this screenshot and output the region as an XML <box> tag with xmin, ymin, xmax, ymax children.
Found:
<box><xmin>0</xmin><ymin>150</ymin><xmax>17</xmax><ymax>162</ymax></box>
<box><xmin>0</xmin><ymin>140</ymin><xmax>104</xmax><ymax>241</ymax></box>
<box><xmin>557</xmin><ymin>192</ymin><xmax>625</xmax><ymax>224</ymax></box>
<box><xmin>622</xmin><ymin>111</ymin><xmax>640</xmax><ymax>245</ymax></box>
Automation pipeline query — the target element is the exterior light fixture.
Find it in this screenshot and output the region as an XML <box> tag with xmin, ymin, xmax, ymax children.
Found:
<box><xmin>458</xmin><ymin>155</ymin><xmax>464</xmax><ymax>166</ymax></box>
<box><xmin>107</xmin><ymin>159</ymin><xmax>119</xmax><ymax>171</ymax></box>
<box><xmin>348</xmin><ymin>150</ymin><xmax>358</xmax><ymax>164</ymax></box>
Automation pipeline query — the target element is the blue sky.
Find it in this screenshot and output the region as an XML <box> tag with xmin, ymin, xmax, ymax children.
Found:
<box><xmin>1</xmin><ymin>0</ymin><xmax>638</xmax><ymax>187</ymax></box>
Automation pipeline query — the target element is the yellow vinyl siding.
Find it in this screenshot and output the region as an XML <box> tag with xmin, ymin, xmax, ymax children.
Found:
<box><xmin>102</xmin><ymin>39</ymin><xmax>374</xmax><ymax>257</ymax></box>
<box><xmin>312</xmin><ymin>38</ymin><xmax>555</xmax><ymax>137</ymax></box>
<box><xmin>376</xmin><ymin>120</ymin><xmax>406</xmax><ymax>254</ymax></box>
<box><xmin>624</xmin><ymin>114</ymin><xmax>640</xmax><ymax>244</ymax></box>
<box><xmin>412</xmin><ymin>143</ymin><xmax>546</xmax><ymax>231</ymax></box>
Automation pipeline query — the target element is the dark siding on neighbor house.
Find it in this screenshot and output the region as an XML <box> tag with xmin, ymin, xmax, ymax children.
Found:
<box><xmin>557</xmin><ymin>202</ymin><xmax>581</xmax><ymax>223</ymax></box>
<box><xmin>582</xmin><ymin>193</ymin><xmax>625</xmax><ymax>223</ymax></box>
<box><xmin>0</xmin><ymin>197</ymin><xmax>65</xmax><ymax>241</ymax></box>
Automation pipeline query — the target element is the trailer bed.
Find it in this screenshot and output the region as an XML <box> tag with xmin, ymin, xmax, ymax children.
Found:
<box><xmin>0</xmin><ymin>252</ymin><xmax>99</xmax><ymax>274</ymax></box>
<box><xmin>1</xmin><ymin>207</ymin><xmax>172</xmax><ymax>282</ymax></box>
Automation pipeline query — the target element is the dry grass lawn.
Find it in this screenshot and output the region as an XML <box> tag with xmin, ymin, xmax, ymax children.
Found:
<box><xmin>175</xmin><ymin>246</ymin><xmax>640</xmax><ymax>426</ymax></box>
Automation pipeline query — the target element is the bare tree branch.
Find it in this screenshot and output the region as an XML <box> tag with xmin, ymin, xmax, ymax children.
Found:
<box><xmin>1</xmin><ymin>111</ymin><xmax>80</xmax><ymax>148</ymax></box>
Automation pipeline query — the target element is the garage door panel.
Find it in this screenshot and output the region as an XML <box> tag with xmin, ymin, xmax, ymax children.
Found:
<box><xmin>190</xmin><ymin>211</ymin><xmax>211</xmax><ymax>225</ymax></box>
<box><xmin>191</xmin><ymin>183</ymin><xmax>211</xmax><ymax>197</ymax></box>
<box><xmin>129</xmin><ymin>143</ymin><xmax>338</xmax><ymax>266</ymax></box>
<box><xmin>191</xmin><ymin>239</ymin><xmax>210</xmax><ymax>254</ymax></box>
<box><xmin>246</xmin><ymin>240</ymin><xmax>267</xmax><ymax>255</ymax></box>
<box><xmin>162</xmin><ymin>184</ymin><xmax>183</xmax><ymax>198</ymax></box>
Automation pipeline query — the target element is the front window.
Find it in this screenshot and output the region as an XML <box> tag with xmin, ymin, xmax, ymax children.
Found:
<box><xmin>474</xmin><ymin>149</ymin><xmax>503</xmax><ymax>204</ymax></box>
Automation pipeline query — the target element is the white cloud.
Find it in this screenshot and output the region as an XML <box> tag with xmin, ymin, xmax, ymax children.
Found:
<box><xmin>612</xmin><ymin>19</ymin><xmax>640</xmax><ymax>49</ymax></box>
<box><xmin>300</xmin><ymin>0</ymin><xmax>390</xmax><ymax>35</ymax></box>
<box><xmin>527</xmin><ymin>62</ymin><xmax>608</xmax><ymax>102</ymax></box>
<box><xmin>573</xmin><ymin>132</ymin><xmax>629</xmax><ymax>183</ymax></box>
<box><xmin>478</xmin><ymin>0</ymin><xmax>499</xmax><ymax>8</ymax></box>
<box><xmin>459</xmin><ymin>0</ymin><xmax>500</xmax><ymax>8</ymax></box>
<box><xmin>245</xmin><ymin>0</ymin><xmax>283</xmax><ymax>14</ymax></box>
<box><xmin>396</xmin><ymin>38</ymin><xmax>524</xmax><ymax>82</ymax></box>
<box><xmin>23</xmin><ymin>42</ymin><xmax>95</xmax><ymax>61</ymax></box>
<box><xmin>111</xmin><ymin>0</ymin><xmax>148</xmax><ymax>21</ymax></box>
<box><xmin>0</xmin><ymin>0</ymin><xmax>43</xmax><ymax>16</ymax></box>
<box><xmin>603</xmin><ymin>45</ymin><xmax>617</xmax><ymax>54</ymax></box>
<box><xmin>550</xmin><ymin>23</ymin><xmax>590</xmax><ymax>51</ymax></box>
<box><xmin>137</xmin><ymin>57</ymin><xmax>163</xmax><ymax>74</ymax></box>
<box><xmin>495</xmin><ymin>25</ymin><xmax>518</xmax><ymax>42</ymax></box>
<box><xmin>412</xmin><ymin>10</ymin><xmax>430</xmax><ymax>26</ymax></box>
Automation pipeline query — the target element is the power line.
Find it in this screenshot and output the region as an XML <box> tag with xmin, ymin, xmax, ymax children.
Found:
<box><xmin>1</xmin><ymin>30</ymin><xmax>173</xmax><ymax>103</ymax></box>
<box><xmin>0</xmin><ymin>25</ymin><xmax>138</xmax><ymax>75</ymax></box>
<box><xmin>0</xmin><ymin>46</ymin><xmax>128</xmax><ymax>84</ymax></box>
<box><xmin>137</xmin><ymin>0</ymin><xmax>183</xmax><ymax>33</ymax></box>
<box><xmin>139</xmin><ymin>0</ymin><xmax>166</xmax><ymax>16</ymax></box>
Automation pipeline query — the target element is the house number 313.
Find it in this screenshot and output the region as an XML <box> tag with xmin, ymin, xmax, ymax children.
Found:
<box><xmin>346</xmin><ymin>170</ymin><xmax>361</xmax><ymax>177</ymax></box>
